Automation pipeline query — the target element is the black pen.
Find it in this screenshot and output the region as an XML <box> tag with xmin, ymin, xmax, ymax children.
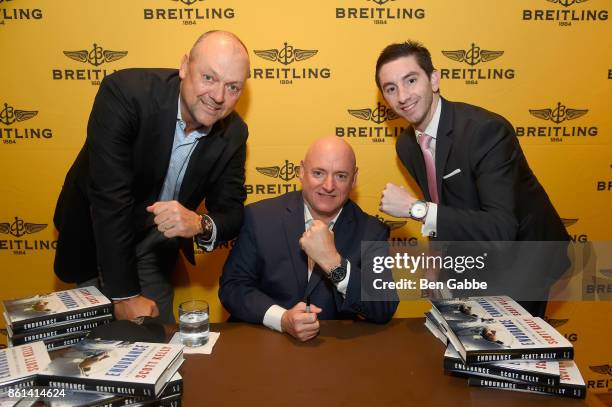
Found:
<box><xmin>305</xmin><ymin>295</ymin><xmax>311</xmax><ymax>313</ymax></box>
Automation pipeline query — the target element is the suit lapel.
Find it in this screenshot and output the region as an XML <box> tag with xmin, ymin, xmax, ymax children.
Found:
<box><xmin>304</xmin><ymin>201</ymin><xmax>356</xmax><ymax>298</ymax></box>
<box><xmin>282</xmin><ymin>192</ymin><xmax>309</xmax><ymax>294</ymax></box>
<box><xmin>150</xmin><ymin>86</ymin><xmax>180</xmax><ymax>191</ymax></box>
<box><xmin>435</xmin><ymin>98</ymin><xmax>454</xmax><ymax>205</ymax></box>
<box><xmin>178</xmin><ymin>122</ymin><xmax>228</xmax><ymax>203</ymax></box>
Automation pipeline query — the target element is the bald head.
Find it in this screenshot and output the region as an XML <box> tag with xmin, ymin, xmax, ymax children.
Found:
<box><xmin>304</xmin><ymin>136</ymin><xmax>356</xmax><ymax>171</ymax></box>
<box><xmin>300</xmin><ymin>136</ymin><xmax>358</xmax><ymax>223</ymax></box>
<box><xmin>178</xmin><ymin>30</ymin><xmax>250</xmax><ymax>133</ymax></box>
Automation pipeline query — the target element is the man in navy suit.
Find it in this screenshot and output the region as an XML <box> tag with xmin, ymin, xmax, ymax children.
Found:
<box><xmin>375</xmin><ymin>41</ymin><xmax>569</xmax><ymax>317</ymax></box>
<box><xmin>219</xmin><ymin>137</ymin><xmax>398</xmax><ymax>341</ymax></box>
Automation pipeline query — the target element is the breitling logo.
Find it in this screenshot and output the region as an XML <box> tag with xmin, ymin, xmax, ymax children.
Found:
<box><xmin>368</xmin><ymin>0</ymin><xmax>396</xmax><ymax>5</ymax></box>
<box><xmin>348</xmin><ymin>102</ymin><xmax>399</xmax><ymax>124</ymax></box>
<box><xmin>561</xmin><ymin>218</ymin><xmax>578</xmax><ymax>227</ymax></box>
<box><xmin>589</xmin><ymin>365</ymin><xmax>612</xmax><ymax>376</ymax></box>
<box><xmin>439</xmin><ymin>44</ymin><xmax>514</xmax><ymax>84</ymax></box>
<box><xmin>0</xmin><ymin>103</ymin><xmax>37</xmax><ymax>126</ymax></box>
<box><xmin>529</xmin><ymin>102</ymin><xmax>588</xmax><ymax>124</ymax></box>
<box><xmin>171</xmin><ymin>0</ymin><xmax>204</xmax><ymax>5</ymax></box>
<box><xmin>63</xmin><ymin>43</ymin><xmax>128</xmax><ymax>67</ymax></box>
<box><xmin>546</xmin><ymin>0</ymin><xmax>588</xmax><ymax>7</ymax></box>
<box><xmin>544</xmin><ymin>317</ymin><xmax>569</xmax><ymax>328</ymax></box>
<box><xmin>0</xmin><ymin>0</ymin><xmax>42</xmax><ymax>25</ymax></box>
<box><xmin>254</xmin><ymin>43</ymin><xmax>317</xmax><ymax>66</ymax></box>
<box><xmin>256</xmin><ymin>161</ymin><xmax>300</xmax><ymax>182</ymax></box>
<box><xmin>375</xmin><ymin>215</ymin><xmax>407</xmax><ymax>231</ymax></box>
<box><xmin>0</xmin><ymin>217</ymin><xmax>46</xmax><ymax>238</ymax></box>
<box><xmin>523</xmin><ymin>0</ymin><xmax>607</xmax><ymax>25</ymax></box>
<box><xmin>442</xmin><ymin>44</ymin><xmax>503</xmax><ymax>66</ymax></box>
<box><xmin>601</xmin><ymin>269</ymin><xmax>612</xmax><ymax>278</ymax></box>
<box><xmin>0</xmin><ymin>103</ymin><xmax>52</xmax><ymax>144</ymax></box>
<box><xmin>252</xmin><ymin>43</ymin><xmax>330</xmax><ymax>84</ymax></box>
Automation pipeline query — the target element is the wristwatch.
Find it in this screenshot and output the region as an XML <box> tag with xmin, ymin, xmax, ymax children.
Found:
<box><xmin>409</xmin><ymin>200</ymin><xmax>429</xmax><ymax>221</ymax></box>
<box><xmin>199</xmin><ymin>214</ymin><xmax>214</xmax><ymax>241</ymax></box>
<box><xmin>327</xmin><ymin>257</ymin><xmax>348</xmax><ymax>284</ymax></box>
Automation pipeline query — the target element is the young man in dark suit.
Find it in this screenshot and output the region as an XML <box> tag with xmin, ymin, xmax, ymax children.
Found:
<box><xmin>219</xmin><ymin>137</ymin><xmax>398</xmax><ymax>342</ymax></box>
<box><xmin>54</xmin><ymin>31</ymin><xmax>250</xmax><ymax>322</ymax></box>
<box><xmin>376</xmin><ymin>41</ymin><xmax>569</xmax><ymax>317</ymax></box>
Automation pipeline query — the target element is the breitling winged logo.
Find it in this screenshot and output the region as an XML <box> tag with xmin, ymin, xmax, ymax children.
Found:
<box><xmin>348</xmin><ymin>102</ymin><xmax>399</xmax><ymax>124</ymax></box>
<box><xmin>256</xmin><ymin>160</ymin><xmax>300</xmax><ymax>182</ymax></box>
<box><xmin>368</xmin><ymin>0</ymin><xmax>396</xmax><ymax>4</ymax></box>
<box><xmin>0</xmin><ymin>217</ymin><xmax>47</xmax><ymax>238</ymax></box>
<box><xmin>600</xmin><ymin>269</ymin><xmax>612</xmax><ymax>278</ymax></box>
<box><xmin>442</xmin><ymin>43</ymin><xmax>504</xmax><ymax>66</ymax></box>
<box><xmin>375</xmin><ymin>215</ymin><xmax>407</xmax><ymax>231</ymax></box>
<box><xmin>561</xmin><ymin>218</ymin><xmax>578</xmax><ymax>227</ymax></box>
<box><xmin>254</xmin><ymin>43</ymin><xmax>318</xmax><ymax>66</ymax></box>
<box><xmin>589</xmin><ymin>364</ymin><xmax>612</xmax><ymax>376</ymax></box>
<box><xmin>544</xmin><ymin>318</ymin><xmax>569</xmax><ymax>328</ymax></box>
<box><xmin>529</xmin><ymin>102</ymin><xmax>588</xmax><ymax>124</ymax></box>
<box><xmin>546</xmin><ymin>0</ymin><xmax>589</xmax><ymax>7</ymax></box>
<box><xmin>0</xmin><ymin>103</ymin><xmax>38</xmax><ymax>126</ymax></box>
<box><xmin>171</xmin><ymin>0</ymin><xmax>204</xmax><ymax>5</ymax></box>
<box><xmin>63</xmin><ymin>43</ymin><xmax>128</xmax><ymax>67</ymax></box>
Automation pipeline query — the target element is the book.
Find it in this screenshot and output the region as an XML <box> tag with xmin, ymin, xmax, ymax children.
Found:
<box><xmin>2</xmin><ymin>287</ymin><xmax>112</xmax><ymax>334</ymax></box>
<box><xmin>0</xmin><ymin>342</ymin><xmax>50</xmax><ymax>393</ymax></box>
<box><xmin>37</xmin><ymin>339</ymin><xmax>184</xmax><ymax>398</ymax></box>
<box><xmin>468</xmin><ymin>360</ymin><xmax>586</xmax><ymax>399</ymax></box>
<box><xmin>40</xmin><ymin>331</ymin><xmax>89</xmax><ymax>352</ymax></box>
<box><xmin>446</xmin><ymin>317</ymin><xmax>574</xmax><ymax>364</ymax></box>
<box><xmin>444</xmin><ymin>344</ymin><xmax>560</xmax><ymax>386</ymax></box>
<box><xmin>7</xmin><ymin>315</ymin><xmax>113</xmax><ymax>346</ymax></box>
<box><xmin>424</xmin><ymin>313</ymin><xmax>448</xmax><ymax>346</ymax></box>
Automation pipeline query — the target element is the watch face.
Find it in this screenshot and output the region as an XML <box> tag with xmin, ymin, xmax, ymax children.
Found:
<box><xmin>411</xmin><ymin>202</ymin><xmax>427</xmax><ymax>219</ymax></box>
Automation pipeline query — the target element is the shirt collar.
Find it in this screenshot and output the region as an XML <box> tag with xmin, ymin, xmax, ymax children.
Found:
<box><xmin>303</xmin><ymin>201</ymin><xmax>342</xmax><ymax>230</ymax></box>
<box><xmin>177</xmin><ymin>95</ymin><xmax>208</xmax><ymax>139</ymax></box>
<box><xmin>415</xmin><ymin>97</ymin><xmax>442</xmax><ymax>140</ymax></box>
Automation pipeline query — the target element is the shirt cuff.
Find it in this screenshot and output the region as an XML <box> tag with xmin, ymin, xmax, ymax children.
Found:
<box><xmin>195</xmin><ymin>215</ymin><xmax>218</xmax><ymax>252</ymax></box>
<box><xmin>263</xmin><ymin>304</ymin><xmax>286</xmax><ymax>332</ymax></box>
<box><xmin>334</xmin><ymin>260</ymin><xmax>351</xmax><ymax>298</ymax></box>
<box><xmin>111</xmin><ymin>293</ymin><xmax>141</xmax><ymax>302</ymax></box>
<box><xmin>421</xmin><ymin>203</ymin><xmax>438</xmax><ymax>238</ymax></box>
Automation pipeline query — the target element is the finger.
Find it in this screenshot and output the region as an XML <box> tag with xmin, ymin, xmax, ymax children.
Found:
<box><xmin>309</xmin><ymin>304</ymin><xmax>323</xmax><ymax>313</ymax></box>
<box><xmin>150</xmin><ymin>304</ymin><xmax>160</xmax><ymax>318</ymax></box>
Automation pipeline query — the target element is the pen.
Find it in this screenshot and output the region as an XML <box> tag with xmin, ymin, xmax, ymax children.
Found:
<box><xmin>305</xmin><ymin>295</ymin><xmax>311</xmax><ymax>313</ymax></box>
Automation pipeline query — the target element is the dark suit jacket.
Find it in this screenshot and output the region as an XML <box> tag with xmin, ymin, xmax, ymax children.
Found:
<box><xmin>54</xmin><ymin>68</ymin><xmax>248</xmax><ymax>298</ymax></box>
<box><xmin>396</xmin><ymin>98</ymin><xmax>570</xmax><ymax>301</ymax></box>
<box><xmin>219</xmin><ymin>191</ymin><xmax>398</xmax><ymax>324</ymax></box>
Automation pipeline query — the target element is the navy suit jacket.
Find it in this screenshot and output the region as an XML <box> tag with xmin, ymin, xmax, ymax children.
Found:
<box><xmin>219</xmin><ymin>191</ymin><xmax>398</xmax><ymax>324</ymax></box>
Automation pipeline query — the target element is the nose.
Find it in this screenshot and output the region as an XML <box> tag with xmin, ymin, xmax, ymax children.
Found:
<box><xmin>209</xmin><ymin>82</ymin><xmax>225</xmax><ymax>105</ymax></box>
<box><xmin>397</xmin><ymin>84</ymin><xmax>410</xmax><ymax>104</ymax></box>
<box><xmin>322</xmin><ymin>174</ymin><xmax>334</xmax><ymax>192</ymax></box>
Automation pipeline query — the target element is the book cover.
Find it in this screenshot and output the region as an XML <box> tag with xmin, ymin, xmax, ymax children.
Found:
<box><xmin>424</xmin><ymin>313</ymin><xmax>448</xmax><ymax>346</ymax></box>
<box><xmin>468</xmin><ymin>360</ymin><xmax>586</xmax><ymax>399</ymax></box>
<box><xmin>430</xmin><ymin>296</ymin><xmax>531</xmax><ymax>325</ymax></box>
<box><xmin>0</xmin><ymin>342</ymin><xmax>50</xmax><ymax>393</ymax></box>
<box><xmin>38</xmin><ymin>339</ymin><xmax>183</xmax><ymax>398</ymax></box>
<box><xmin>2</xmin><ymin>287</ymin><xmax>112</xmax><ymax>333</ymax></box>
<box><xmin>444</xmin><ymin>344</ymin><xmax>560</xmax><ymax>386</ymax></box>
<box><xmin>446</xmin><ymin>317</ymin><xmax>574</xmax><ymax>364</ymax></box>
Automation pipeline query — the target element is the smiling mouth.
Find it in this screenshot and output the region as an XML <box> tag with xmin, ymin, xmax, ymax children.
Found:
<box><xmin>200</xmin><ymin>98</ymin><xmax>221</xmax><ymax>112</ymax></box>
<box><xmin>401</xmin><ymin>101</ymin><xmax>418</xmax><ymax>112</ymax></box>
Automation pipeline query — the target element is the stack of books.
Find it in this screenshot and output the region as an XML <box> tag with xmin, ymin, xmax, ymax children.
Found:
<box><xmin>1</xmin><ymin>339</ymin><xmax>184</xmax><ymax>406</ymax></box>
<box><xmin>2</xmin><ymin>287</ymin><xmax>113</xmax><ymax>351</ymax></box>
<box><xmin>425</xmin><ymin>296</ymin><xmax>586</xmax><ymax>399</ymax></box>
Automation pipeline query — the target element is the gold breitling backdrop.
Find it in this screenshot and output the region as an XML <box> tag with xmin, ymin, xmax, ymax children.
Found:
<box><xmin>1</xmin><ymin>0</ymin><xmax>611</xmax><ymax>393</ymax></box>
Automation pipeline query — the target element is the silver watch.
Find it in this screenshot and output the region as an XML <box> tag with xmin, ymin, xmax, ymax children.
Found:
<box><xmin>409</xmin><ymin>200</ymin><xmax>429</xmax><ymax>221</ymax></box>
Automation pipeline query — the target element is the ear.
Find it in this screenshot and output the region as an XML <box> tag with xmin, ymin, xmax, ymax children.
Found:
<box><xmin>430</xmin><ymin>70</ymin><xmax>441</xmax><ymax>93</ymax></box>
<box><xmin>179</xmin><ymin>54</ymin><xmax>189</xmax><ymax>80</ymax></box>
<box><xmin>351</xmin><ymin>167</ymin><xmax>359</xmax><ymax>189</ymax></box>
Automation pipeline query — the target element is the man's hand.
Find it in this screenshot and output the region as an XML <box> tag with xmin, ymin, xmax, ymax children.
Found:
<box><xmin>281</xmin><ymin>302</ymin><xmax>322</xmax><ymax>342</ymax></box>
<box><xmin>113</xmin><ymin>295</ymin><xmax>160</xmax><ymax>320</ymax></box>
<box><xmin>146</xmin><ymin>201</ymin><xmax>201</xmax><ymax>238</ymax></box>
<box><xmin>379</xmin><ymin>183</ymin><xmax>417</xmax><ymax>218</ymax></box>
<box><xmin>299</xmin><ymin>220</ymin><xmax>341</xmax><ymax>272</ymax></box>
